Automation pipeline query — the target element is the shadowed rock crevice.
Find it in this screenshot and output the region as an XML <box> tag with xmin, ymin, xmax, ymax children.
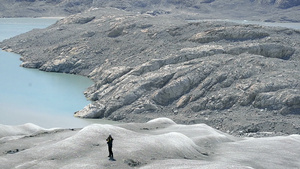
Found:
<box><xmin>4</xmin><ymin>148</ymin><xmax>25</xmax><ymax>154</ymax></box>
<box><xmin>226</xmin><ymin>43</ymin><xmax>295</xmax><ymax>60</ymax></box>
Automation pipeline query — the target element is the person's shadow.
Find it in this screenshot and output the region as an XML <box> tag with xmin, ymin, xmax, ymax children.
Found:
<box><xmin>109</xmin><ymin>157</ymin><xmax>116</xmax><ymax>161</ymax></box>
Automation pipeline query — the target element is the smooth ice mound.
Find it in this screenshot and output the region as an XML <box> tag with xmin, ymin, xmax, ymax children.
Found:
<box><xmin>0</xmin><ymin>123</ymin><xmax>56</xmax><ymax>140</ymax></box>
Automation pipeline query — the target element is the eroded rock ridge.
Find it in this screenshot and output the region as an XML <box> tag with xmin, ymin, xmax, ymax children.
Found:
<box><xmin>1</xmin><ymin>8</ymin><xmax>300</xmax><ymax>135</ymax></box>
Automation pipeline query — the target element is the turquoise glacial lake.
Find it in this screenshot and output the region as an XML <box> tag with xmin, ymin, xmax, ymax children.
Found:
<box><xmin>0</xmin><ymin>18</ymin><xmax>115</xmax><ymax>128</ymax></box>
<box><xmin>1</xmin><ymin>18</ymin><xmax>298</xmax><ymax>128</ymax></box>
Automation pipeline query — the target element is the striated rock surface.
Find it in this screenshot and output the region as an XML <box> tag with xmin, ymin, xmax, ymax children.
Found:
<box><xmin>1</xmin><ymin>8</ymin><xmax>300</xmax><ymax>135</ymax></box>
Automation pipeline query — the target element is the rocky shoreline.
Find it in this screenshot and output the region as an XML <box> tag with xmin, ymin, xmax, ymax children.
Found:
<box><xmin>1</xmin><ymin>7</ymin><xmax>299</xmax><ymax>136</ymax></box>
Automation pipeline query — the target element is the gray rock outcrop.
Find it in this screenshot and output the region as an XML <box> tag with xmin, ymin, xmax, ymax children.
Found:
<box><xmin>1</xmin><ymin>8</ymin><xmax>300</xmax><ymax>135</ymax></box>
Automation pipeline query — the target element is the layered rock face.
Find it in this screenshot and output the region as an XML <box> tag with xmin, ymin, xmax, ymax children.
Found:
<box><xmin>1</xmin><ymin>8</ymin><xmax>300</xmax><ymax>135</ymax></box>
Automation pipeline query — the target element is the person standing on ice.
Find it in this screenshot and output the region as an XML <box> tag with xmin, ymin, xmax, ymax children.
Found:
<box><xmin>106</xmin><ymin>134</ymin><xmax>114</xmax><ymax>158</ymax></box>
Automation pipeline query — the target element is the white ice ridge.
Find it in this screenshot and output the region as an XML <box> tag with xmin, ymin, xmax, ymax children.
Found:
<box><xmin>0</xmin><ymin>123</ymin><xmax>50</xmax><ymax>138</ymax></box>
<box><xmin>0</xmin><ymin>118</ymin><xmax>299</xmax><ymax>169</ymax></box>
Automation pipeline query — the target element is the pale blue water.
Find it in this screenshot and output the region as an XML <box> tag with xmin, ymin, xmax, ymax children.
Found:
<box><xmin>0</xmin><ymin>18</ymin><xmax>58</xmax><ymax>41</ymax></box>
<box><xmin>0</xmin><ymin>18</ymin><xmax>116</xmax><ymax>128</ymax></box>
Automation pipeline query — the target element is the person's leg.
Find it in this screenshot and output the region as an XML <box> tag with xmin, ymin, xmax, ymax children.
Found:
<box><xmin>109</xmin><ymin>146</ymin><xmax>113</xmax><ymax>158</ymax></box>
<box><xmin>108</xmin><ymin>146</ymin><xmax>111</xmax><ymax>157</ymax></box>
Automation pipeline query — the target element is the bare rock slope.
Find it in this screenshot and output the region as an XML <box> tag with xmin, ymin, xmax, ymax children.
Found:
<box><xmin>1</xmin><ymin>8</ymin><xmax>300</xmax><ymax>135</ymax></box>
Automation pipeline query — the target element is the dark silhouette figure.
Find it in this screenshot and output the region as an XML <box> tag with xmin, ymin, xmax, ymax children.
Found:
<box><xmin>106</xmin><ymin>134</ymin><xmax>114</xmax><ymax>158</ymax></box>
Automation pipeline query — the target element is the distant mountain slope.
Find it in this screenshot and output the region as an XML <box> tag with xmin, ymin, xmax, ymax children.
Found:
<box><xmin>255</xmin><ymin>0</ymin><xmax>300</xmax><ymax>9</ymax></box>
<box><xmin>0</xmin><ymin>0</ymin><xmax>299</xmax><ymax>22</ymax></box>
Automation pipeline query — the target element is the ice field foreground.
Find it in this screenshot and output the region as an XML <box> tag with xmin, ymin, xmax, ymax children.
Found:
<box><xmin>1</xmin><ymin>118</ymin><xmax>300</xmax><ymax>169</ymax></box>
